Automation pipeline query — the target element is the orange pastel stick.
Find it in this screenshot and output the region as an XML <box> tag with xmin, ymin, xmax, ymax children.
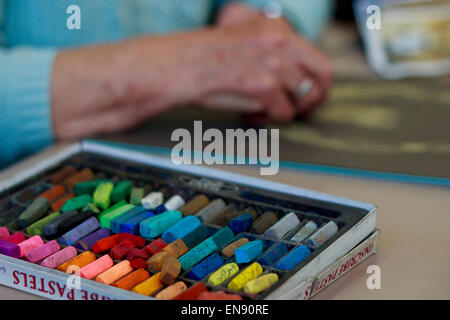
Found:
<box><xmin>57</xmin><ymin>251</ymin><xmax>96</xmax><ymax>273</ymax></box>
<box><xmin>39</xmin><ymin>185</ymin><xmax>67</xmax><ymax>203</ymax></box>
<box><xmin>95</xmin><ymin>260</ymin><xmax>133</xmax><ymax>285</ymax></box>
<box><xmin>51</xmin><ymin>193</ymin><xmax>74</xmax><ymax>212</ymax></box>
<box><xmin>63</xmin><ymin>168</ymin><xmax>95</xmax><ymax>189</ymax></box>
<box><xmin>113</xmin><ymin>269</ymin><xmax>150</xmax><ymax>290</ymax></box>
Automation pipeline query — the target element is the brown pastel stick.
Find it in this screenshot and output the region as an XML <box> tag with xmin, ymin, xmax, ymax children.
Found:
<box><xmin>161</xmin><ymin>255</ymin><xmax>181</xmax><ymax>285</ymax></box>
<box><xmin>222</xmin><ymin>238</ymin><xmax>249</xmax><ymax>257</ymax></box>
<box><xmin>212</xmin><ymin>206</ymin><xmax>255</xmax><ymax>226</ymax></box>
<box><xmin>251</xmin><ymin>211</ymin><xmax>278</xmax><ymax>234</ymax></box>
<box><xmin>210</xmin><ymin>203</ymin><xmax>237</xmax><ymax>225</ymax></box>
<box><xmin>147</xmin><ymin>251</ymin><xmax>170</xmax><ymax>273</ymax></box>
<box><xmin>162</xmin><ymin>239</ymin><xmax>188</xmax><ymax>258</ymax></box>
<box><xmin>49</xmin><ymin>165</ymin><xmax>78</xmax><ymax>184</ymax></box>
<box><xmin>63</xmin><ymin>168</ymin><xmax>95</xmax><ymax>189</ymax></box>
<box><xmin>179</xmin><ymin>194</ymin><xmax>209</xmax><ymax>216</ymax></box>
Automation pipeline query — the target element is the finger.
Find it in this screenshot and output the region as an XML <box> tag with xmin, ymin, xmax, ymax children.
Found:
<box><xmin>281</xmin><ymin>38</ymin><xmax>334</xmax><ymax>92</ymax></box>
<box><xmin>201</xmin><ymin>93</ymin><xmax>264</xmax><ymax>112</ymax></box>
<box><xmin>258</xmin><ymin>82</ymin><xmax>296</xmax><ymax>122</ymax></box>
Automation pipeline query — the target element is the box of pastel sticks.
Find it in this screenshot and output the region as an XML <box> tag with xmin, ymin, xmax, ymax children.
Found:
<box><xmin>0</xmin><ymin>141</ymin><xmax>378</xmax><ymax>300</ymax></box>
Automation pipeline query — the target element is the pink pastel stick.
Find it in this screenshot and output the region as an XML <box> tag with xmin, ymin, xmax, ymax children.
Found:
<box><xmin>40</xmin><ymin>246</ymin><xmax>78</xmax><ymax>269</ymax></box>
<box><xmin>18</xmin><ymin>235</ymin><xmax>44</xmax><ymax>257</ymax></box>
<box><xmin>79</xmin><ymin>254</ymin><xmax>113</xmax><ymax>280</ymax></box>
<box><xmin>23</xmin><ymin>240</ymin><xmax>60</xmax><ymax>263</ymax></box>
<box><xmin>4</xmin><ymin>232</ymin><xmax>26</xmax><ymax>244</ymax></box>
<box><xmin>0</xmin><ymin>227</ymin><xmax>10</xmax><ymax>239</ymax></box>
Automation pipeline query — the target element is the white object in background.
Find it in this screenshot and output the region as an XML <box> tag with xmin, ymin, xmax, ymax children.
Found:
<box><xmin>264</xmin><ymin>212</ymin><xmax>300</xmax><ymax>240</ymax></box>
<box><xmin>141</xmin><ymin>192</ymin><xmax>163</xmax><ymax>210</ymax></box>
<box><xmin>306</xmin><ymin>221</ymin><xmax>339</xmax><ymax>249</ymax></box>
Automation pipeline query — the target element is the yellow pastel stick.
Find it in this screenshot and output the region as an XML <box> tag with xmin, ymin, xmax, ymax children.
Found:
<box><xmin>227</xmin><ymin>262</ymin><xmax>263</xmax><ymax>291</ymax></box>
<box><xmin>207</xmin><ymin>263</ymin><xmax>239</xmax><ymax>287</ymax></box>
<box><xmin>132</xmin><ymin>272</ymin><xmax>164</xmax><ymax>296</ymax></box>
<box><xmin>243</xmin><ymin>273</ymin><xmax>279</xmax><ymax>294</ymax></box>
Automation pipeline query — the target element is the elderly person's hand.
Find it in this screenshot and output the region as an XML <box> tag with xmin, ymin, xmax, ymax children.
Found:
<box><xmin>51</xmin><ymin>3</ymin><xmax>333</xmax><ymax>140</ymax></box>
<box><xmin>209</xmin><ymin>2</ymin><xmax>334</xmax><ymax>122</ymax></box>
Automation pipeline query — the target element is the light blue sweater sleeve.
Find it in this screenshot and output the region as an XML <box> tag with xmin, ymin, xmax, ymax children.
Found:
<box><xmin>0</xmin><ymin>1</ymin><xmax>58</xmax><ymax>168</ymax></box>
<box><xmin>219</xmin><ymin>0</ymin><xmax>333</xmax><ymax>41</ymax></box>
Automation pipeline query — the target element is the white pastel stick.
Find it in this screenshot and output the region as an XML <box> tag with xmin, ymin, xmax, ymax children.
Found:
<box><xmin>164</xmin><ymin>195</ymin><xmax>185</xmax><ymax>211</ymax></box>
<box><xmin>263</xmin><ymin>212</ymin><xmax>300</xmax><ymax>240</ymax></box>
<box><xmin>195</xmin><ymin>199</ymin><xmax>226</xmax><ymax>222</ymax></box>
<box><xmin>306</xmin><ymin>221</ymin><xmax>339</xmax><ymax>249</ymax></box>
<box><xmin>290</xmin><ymin>221</ymin><xmax>318</xmax><ymax>243</ymax></box>
<box><xmin>141</xmin><ymin>192</ymin><xmax>163</xmax><ymax>210</ymax></box>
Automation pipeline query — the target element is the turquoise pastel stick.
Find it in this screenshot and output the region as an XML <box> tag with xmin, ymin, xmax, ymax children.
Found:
<box><xmin>140</xmin><ymin>210</ymin><xmax>183</xmax><ymax>238</ymax></box>
<box><xmin>235</xmin><ymin>240</ymin><xmax>264</xmax><ymax>264</ymax></box>
<box><xmin>178</xmin><ymin>237</ymin><xmax>218</xmax><ymax>271</ymax></box>
<box><xmin>161</xmin><ymin>215</ymin><xmax>202</xmax><ymax>243</ymax></box>
<box><xmin>211</xmin><ymin>226</ymin><xmax>234</xmax><ymax>248</ymax></box>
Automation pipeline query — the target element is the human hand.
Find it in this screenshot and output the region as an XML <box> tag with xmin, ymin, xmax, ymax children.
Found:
<box><xmin>51</xmin><ymin>5</ymin><xmax>333</xmax><ymax>140</ymax></box>
<box><xmin>207</xmin><ymin>2</ymin><xmax>334</xmax><ymax>122</ymax></box>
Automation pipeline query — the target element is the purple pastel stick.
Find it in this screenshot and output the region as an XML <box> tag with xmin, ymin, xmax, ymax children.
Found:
<box><xmin>59</xmin><ymin>217</ymin><xmax>100</xmax><ymax>246</ymax></box>
<box><xmin>40</xmin><ymin>246</ymin><xmax>78</xmax><ymax>269</ymax></box>
<box><xmin>23</xmin><ymin>240</ymin><xmax>60</xmax><ymax>263</ymax></box>
<box><xmin>0</xmin><ymin>239</ymin><xmax>20</xmax><ymax>258</ymax></box>
<box><xmin>75</xmin><ymin>228</ymin><xmax>111</xmax><ymax>250</ymax></box>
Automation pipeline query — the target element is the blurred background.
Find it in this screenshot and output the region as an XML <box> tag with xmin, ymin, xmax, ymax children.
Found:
<box><xmin>100</xmin><ymin>0</ymin><xmax>450</xmax><ymax>184</ymax></box>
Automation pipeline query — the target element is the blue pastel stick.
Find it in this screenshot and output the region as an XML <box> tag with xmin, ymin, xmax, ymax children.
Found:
<box><xmin>59</xmin><ymin>217</ymin><xmax>100</xmax><ymax>246</ymax></box>
<box><xmin>110</xmin><ymin>206</ymin><xmax>147</xmax><ymax>234</ymax></box>
<box><xmin>75</xmin><ymin>228</ymin><xmax>111</xmax><ymax>250</ymax></box>
<box><xmin>187</xmin><ymin>253</ymin><xmax>224</xmax><ymax>280</ymax></box>
<box><xmin>258</xmin><ymin>242</ymin><xmax>288</xmax><ymax>266</ymax></box>
<box><xmin>154</xmin><ymin>204</ymin><xmax>167</xmax><ymax>214</ymax></box>
<box><xmin>162</xmin><ymin>215</ymin><xmax>202</xmax><ymax>243</ymax></box>
<box><xmin>235</xmin><ymin>240</ymin><xmax>264</xmax><ymax>264</ymax></box>
<box><xmin>229</xmin><ymin>213</ymin><xmax>253</xmax><ymax>233</ymax></box>
<box><xmin>120</xmin><ymin>210</ymin><xmax>155</xmax><ymax>235</ymax></box>
<box><xmin>275</xmin><ymin>245</ymin><xmax>311</xmax><ymax>270</ymax></box>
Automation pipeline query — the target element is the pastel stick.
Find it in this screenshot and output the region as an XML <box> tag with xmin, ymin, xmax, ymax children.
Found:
<box><xmin>75</xmin><ymin>228</ymin><xmax>111</xmax><ymax>250</ymax></box>
<box><xmin>59</xmin><ymin>217</ymin><xmax>100</xmax><ymax>246</ymax></box>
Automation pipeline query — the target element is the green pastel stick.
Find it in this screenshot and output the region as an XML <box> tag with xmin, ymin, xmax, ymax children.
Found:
<box><xmin>129</xmin><ymin>187</ymin><xmax>144</xmax><ymax>205</ymax></box>
<box><xmin>26</xmin><ymin>212</ymin><xmax>60</xmax><ymax>236</ymax></box>
<box><xmin>61</xmin><ymin>194</ymin><xmax>92</xmax><ymax>213</ymax></box>
<box><xmin>18</xmin><ymin>198</ymin><xmax>50</xmax><ymax>228</ymax></box>
<box><xmin>83</xmin><ymin>203</ymin><xmax>100</xmax><ymax>213</ymax></box>
<box><xmin>98</xmin><ymin>200</ymin><xmax>127</xmax><ymax>217</ymax></box>
<box><xmin>111</xmin><ymin>180</ymin><xmax>133</xmax><ymax>203</ymax></box>
<box><xmin>74</xmin><ymin>179</ymin><xmax>111</xmax><ymax>196</ymax></box>
<box><xmin>100</xmin><ymin>204</ymin><xmax>135</xmax><ymax>229</ymax></box>
<box><xmin>93</xmin><ymin>182</ymin><xmax>114</xmax><ymax>210</ymax></box>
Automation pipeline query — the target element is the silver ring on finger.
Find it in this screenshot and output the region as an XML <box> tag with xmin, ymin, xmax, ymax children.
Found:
<box><xmin>296</xmin><ymin>78</ymin><xmax>313</xmax><ymax>99</ymax></box>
